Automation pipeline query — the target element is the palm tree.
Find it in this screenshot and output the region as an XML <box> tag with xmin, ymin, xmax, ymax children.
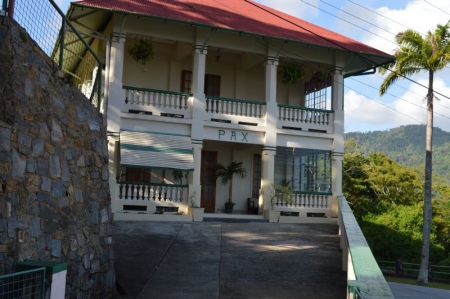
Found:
<box><xmin>379</xmin><ymin>21</ymin><xmax>450</xmax><ymax>284</ymax></box>
<box><xmin>216</xmin><ymin>161</ymin><xmax>247</xmax><ymax>205</ymax></box>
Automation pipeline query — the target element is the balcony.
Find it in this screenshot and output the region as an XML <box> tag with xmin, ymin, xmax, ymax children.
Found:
<box><xmin>122</xmin><ymin>85</ymin><xmax>335</xmax><ymax>133</ymax></box>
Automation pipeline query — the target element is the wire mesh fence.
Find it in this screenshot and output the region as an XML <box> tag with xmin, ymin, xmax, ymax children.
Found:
<box><xmin>10</xmin><ymin>0</ymin><xmax>102</xmax><ymax>110</ymax></box>
<box><xmin>0</xmin><ymin>267</ymin><xmax>46</xmax><ymax>299</ymax></box>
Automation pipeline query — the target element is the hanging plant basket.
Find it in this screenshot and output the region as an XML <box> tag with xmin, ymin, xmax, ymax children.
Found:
<box><xmin>128</xmin><ymin>38</ymin><xmax>154</xmax><ymax>65</ymax></box>
<box><xmin>279</xmin><ymin>62</ymin><xmax>305</xmax><ymax>85</ymax></box>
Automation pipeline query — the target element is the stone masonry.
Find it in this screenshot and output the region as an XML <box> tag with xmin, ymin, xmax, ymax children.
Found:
<box><xmin>0</xmin><ymin>17</ymin><xmax>116</xmax><ymax>298</ymax></box>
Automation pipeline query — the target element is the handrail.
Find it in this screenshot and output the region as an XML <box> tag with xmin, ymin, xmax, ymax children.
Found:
<box><xmin>339</xmin><ymin>196</ymin><xmax>394</xmax><ymax>299</ymax></box>
<box><xmin>277</xmin><ymin>103</ymin><xmax>333</xmax><ymax>114</ymax></box>
<box><xmin>117</xmin><ymin>181</ymin><xmax>188</xmax><ymax>188</ymax></box>
<box><xmin>206</xmin><ymin>95</ymin><xmax>266</xmax><ymax>105</ymax></box>
<box><xmin>293</xmin><ymin>191</ymin><xmax>332</xmax><ymax>195</ymax></box>
<box><xmin>123</xmin><ymin>85</ymin><xmax>192</xmax><ymax>97</ymax></box>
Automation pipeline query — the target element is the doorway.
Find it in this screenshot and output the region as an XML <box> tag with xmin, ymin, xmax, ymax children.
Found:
<box><xmin>201</xmin><ymin>150</ymin><xmax>217</xmax><ymax>213</ymax></box>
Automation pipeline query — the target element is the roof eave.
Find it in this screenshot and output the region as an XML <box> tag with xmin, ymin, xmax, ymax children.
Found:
<box><xmin>70</xmin><ymin>3</ymin><xmax>393</xmax><ymax>68</ymax></box>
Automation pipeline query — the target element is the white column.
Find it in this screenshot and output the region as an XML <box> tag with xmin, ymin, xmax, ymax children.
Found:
<box><xmin>264</xmin><ymin>56</ymin><xmax>279</xmax><ymax>148</ymax></box>
<box><xmin>107</xmin><ymin>30</ymin><xmax>126</xmax><ymax>210</ymax></box>
<box><xmin>261</xmin><ymin>56</ymin><xmax>278</xmax><ymax>212</ymax></box>
<box><xmin>261</xmin><ymin>149</ymin><xmax>275</xmax><ymax>211</ymax></box>
<box><xmin>107</xmin><ymin>32</ymin><xmax>126</xmax><ymax>134</ymax></box>
<box><xmin>109</xmin><ymin>138</ymin><xmax>120</xmax><ymax>212</ymax></box>
<box><xmin>189</xmin><ymin>142</ymin><xmax>203</xmax><ymax>207</ymax></box>
<box><xmin>191</xmin><ymin>45</ymin><xmax>207</xmax><ymax>141</ymax></box>
<box><xmin>331</xmin><ymin>67</ymin><xmax>344</xmax><ymax>217</ymax></box>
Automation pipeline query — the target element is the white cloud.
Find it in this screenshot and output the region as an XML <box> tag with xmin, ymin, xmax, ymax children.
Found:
<box><xmin>255</xmin><ymin>0</ymin><xmax>320</xmax><ymax>19</ymax></box>
<box><xmin>345</xmin><ymin>77</ymin><xmax>450</xmax><ymax>132</ymax></box>
<box><xmin>341</xmin><ymin>0</ymin><xmax>450</xmax><ymax>55</ymax></box>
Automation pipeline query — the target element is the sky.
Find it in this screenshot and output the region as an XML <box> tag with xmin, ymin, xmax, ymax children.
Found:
<box><xmin>54</xmin><ymin>0</ymin><xmax>450</xmax><ymax>133</ymax></box>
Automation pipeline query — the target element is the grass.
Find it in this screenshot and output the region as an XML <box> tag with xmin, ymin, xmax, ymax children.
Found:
<box><xmin>384</xmin><ymin>276</ymin><xmax>450</xmax><ymax>291</ymax></box>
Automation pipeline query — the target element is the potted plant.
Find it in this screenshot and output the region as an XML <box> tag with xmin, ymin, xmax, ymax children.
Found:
<box><xmin>268</xmin><ymin>183</ymin><xmax>294</xmax><ymax>223</ymax></box>
<box><xmin>216</xmin><ymin>161</ymin><xmax>247</xmax><ymax>214</ymax></box>
<box><xmin>188</xmin><ymin>191</ymin><xmax>204</xmax><ymax>222</ymax></box>
<box><xmin>279</xmin><ymin>62</ymin><xmax>305</xmax><ymax>85</ymax></box>
<box><xmin>128</xmin><ymin>38</ymin><xmax>154</xmax><ymax>65</ymax></box>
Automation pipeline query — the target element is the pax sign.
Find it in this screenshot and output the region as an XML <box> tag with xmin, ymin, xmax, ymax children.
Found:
<box><xmin>218</xmin><ymin>130</ymin><xmax>248</xmax><ymax>142</ymax></box>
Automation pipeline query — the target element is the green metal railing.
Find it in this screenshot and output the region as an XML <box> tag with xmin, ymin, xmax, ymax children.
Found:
<box><xmin>338</xmin><ymin>196</ymin><xmax>394</xmax><ymax>299</ymax></box>
<box><xmin>12</xmin><ymin>0</ymin><xmax>103</xmax><ymax>110</ymax></box>
<box><xmin>0</xmin><ymin>267</ymin><xmax>46</xmax><ymax>299</ymax></box>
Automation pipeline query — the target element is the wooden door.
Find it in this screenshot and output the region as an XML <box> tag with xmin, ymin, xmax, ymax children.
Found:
<box><xmin>201</xmin><ymin>151</ymin><xmax>217</xmax><ymax>213</ymax></box>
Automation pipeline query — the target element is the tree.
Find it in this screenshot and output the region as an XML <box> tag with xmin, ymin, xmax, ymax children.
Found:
<box><xmin>216</xmin><ymin>161</ymin><xmax>247</xmax><ymax>204</ymax></box>
<box><xmin>379</xmin><ymin>21</ymin><xmax>450</xmax><ymax>283</ymax></box>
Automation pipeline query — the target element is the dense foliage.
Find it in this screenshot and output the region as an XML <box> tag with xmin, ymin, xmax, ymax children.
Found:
<box><xmin>343</xmin><ymin>141</ymin><xmax>450</xmax><ymax>265</ymax></box>
<box><xmin>345</xmin><ymin>125</ymin><xmax>450</xmax><ymax>182</ymax></box>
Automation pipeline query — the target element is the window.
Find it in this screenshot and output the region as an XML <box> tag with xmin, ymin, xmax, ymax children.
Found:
<box><xmin>181</xmin><ymin>70</ymin><xmax>220</xmax><ymax>96</ymax></box>
<box><xmin>274</xmin><ymin>147</ymin><xmax>331</xmax><ymax>193</ymax></box>
<box><xmin>181</xmin><ymin>70</ymin><xmax>192</xmax><ymax>94</ymax></box>
<box><xmin>304</xmin><ymin>74</ymin><xmax>331</xmax><ymax>110</ymax></box>
<box><xmin>205</xmin><ymin>74</ymin><xmax>221</xmax><ymax>97</ymax></box>
<box><xmin>125</xmin><ymin>167</ymin><xmax>151</xmax><ymax>183</ymax></box>
<box><xmin>252</xmin><ymin>154</ymin><xmax>262</xmax><ymax>198</ymax></box>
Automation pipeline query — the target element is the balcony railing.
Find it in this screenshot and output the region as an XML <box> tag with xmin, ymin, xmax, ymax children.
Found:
<box><xmin>338</xmin><ymin>196</ymin><xmax>394</xmax><ymax>299</ymax></box>
<box><xmin>121</xmin><ymin>86</ymin><xmax>335</xmax><ymax>132</ymax></box>
<box><xmin>117</xmin><ymin>181</ymin><xmax>188</xmax><ymax>203</ymax></box>
<box><xmin>278</xmin><ymin>104</ymin><xmax>333</xmax><ymax>132</ymax></box>
<box><xmin>124</xmin><ymin>86</ymin><xmax>191</xmax><ymax>111</ymax></box>
<box><xmin>275</xmin><ymin>193</ymin><xmax>330</xmax><ymax>209</ymax></box>
<box><xmin>206</xmin><ymin>96</ymin><xmax>266</xmax><ymax>119</ymax></box>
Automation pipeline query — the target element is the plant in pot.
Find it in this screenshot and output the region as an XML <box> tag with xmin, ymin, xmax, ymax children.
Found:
<box><xmin>279</xmin><ymin>62</ymin><xmax>305</xmax><ymax>85</ymax></box>
<box><xmin>268</xmin><ymin>182</ymin><xmax>294</xmax><ymax>223</ymax></box>
<box><xmin>188</xmin><ymin>191</ymin><xmax>204</xmax><ymax>222</ymax></box>
<box><xmin>128</xmin><ymin>38</ymin><xmax>154</xmax><ymax>65</ymax></box>
<box><xmin>216</xmin><ymin>161</ymin><xmax>247</xmax><ymax>214</ymax></box>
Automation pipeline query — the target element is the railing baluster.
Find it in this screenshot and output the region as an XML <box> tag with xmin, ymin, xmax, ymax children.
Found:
<box><xmin>124</xmin><ymin>183</ymin><xmax>129</xmax><ymax>199</ymax></box>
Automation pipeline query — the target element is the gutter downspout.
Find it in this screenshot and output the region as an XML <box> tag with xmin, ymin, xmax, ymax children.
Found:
<box><xmin>344</xmin><ymin>67</ymin><xmax>376</xmax><ymax>78</ymax></box>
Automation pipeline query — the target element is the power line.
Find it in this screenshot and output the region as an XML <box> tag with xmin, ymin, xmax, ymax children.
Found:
<box><xmin>216</xmin><ymin>0</ymin><xmax>450</xmax><ymax>134</ymax></box>
<box><xmin>347</xmin><ymin>0</ymin><xmax>427</xmax><ymax>35</ymax></box>
<box><xmin>250</xmin><ymin>0</ymin><xmax>450</xmax><ymax>101</ymax></box>
<box><xmin>299</xmin><ymin>0</ymin><xmax>394</xmax><ymax>44</ymax></box>
<box><xmin>372</xmin><ymin>73</ymin><xmax>450</xmax><ymax>111</ymax></box>
<box><xmin>424</xmin><ymin>0</ymin><xmax>450</xmax><ymax>16</ymax></box>
<box><xmin>349</xmin><ymin>77</ymin><xmax>450</xmax><ymax>121</ymax></box>
<box><xmin>320</xmin><ymin>0</ymin><xmax>395</xmax><ymax>37</ymax></box>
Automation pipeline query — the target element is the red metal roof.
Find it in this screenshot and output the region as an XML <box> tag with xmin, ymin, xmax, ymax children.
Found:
<box><xmin>73</xmin><ymin>0</ymin><xmax>391</xmax><ymax>58</ymax></box>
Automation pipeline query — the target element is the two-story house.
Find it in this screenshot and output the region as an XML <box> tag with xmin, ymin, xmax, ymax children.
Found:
<box><xmin>65</xmin><ymin>0</ymin><xmax>394</xmax><ymax>221</ymax></box>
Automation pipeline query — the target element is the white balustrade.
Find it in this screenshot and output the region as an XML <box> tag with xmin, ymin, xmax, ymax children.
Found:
<box><xmin>124</xmin><ymin>87</ymin><xmax>189</xmax><ymax>110</ymax></box>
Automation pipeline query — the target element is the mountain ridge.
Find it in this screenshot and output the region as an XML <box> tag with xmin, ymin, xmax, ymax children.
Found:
<box><xmin>345</xmin><ymin>125</ymin><xmax>450</xmax><ymax>181</ymax></box>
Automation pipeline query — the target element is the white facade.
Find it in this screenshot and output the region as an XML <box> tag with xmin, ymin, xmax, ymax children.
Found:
<box><xmin>66</xmin><ymin>2</ymin><xmax>392</xmax><ymax>220</ymax></box>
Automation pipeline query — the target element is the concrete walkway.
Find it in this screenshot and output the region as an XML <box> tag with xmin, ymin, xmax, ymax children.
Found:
<box><xmin>388</xmin><ymin>282</ymin><xmax>450</xmax><ymax>299</ymax></box>
<box><xmin>113</xmin><ymin>221</ymin><xmax>346</xmax><ymax>299</ymax></box>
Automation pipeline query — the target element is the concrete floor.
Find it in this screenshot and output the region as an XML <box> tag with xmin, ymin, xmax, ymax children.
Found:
<box><xmin>113</xmin><ymin>221</ymin><xmax>346</xmax><ymax>299</ymax></box>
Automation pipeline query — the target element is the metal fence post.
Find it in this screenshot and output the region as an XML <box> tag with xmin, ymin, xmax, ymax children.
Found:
<box><xmin>395</xmin><ymin>259</ymin><xmax>403</xmax><ymax>276</ymax></box>
<box><xmin>7</xmin><ymin>0</ymin><xmax>15</xmax><ymax>18</ymax></box>
<box><xmin>59</xmin><ymin>19</ymin><xmax>65</xmax><ymax>70</ymax></box>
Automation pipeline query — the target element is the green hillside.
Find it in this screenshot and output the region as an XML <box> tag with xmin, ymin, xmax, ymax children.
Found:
<box><xmin>345</xmin><ymin>125</ymin><xmax>450</xmax><ymax>181</ymax></box>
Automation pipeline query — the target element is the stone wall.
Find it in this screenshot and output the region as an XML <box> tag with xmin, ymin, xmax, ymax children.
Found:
<box><xmin>0</xmin><ymin>17</ymin><xmax>116</xmax><ymax>298</ymax></box>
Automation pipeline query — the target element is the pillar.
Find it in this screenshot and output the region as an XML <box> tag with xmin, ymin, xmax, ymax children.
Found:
<box><xmin>189</xmin><ymin>142</ymin><xmax>203</xmax><ymax>207</ymax></box>
<box><xmin>107</xmin><ymin>26</ymin><xmax>126</xmax><ymax>210</ymax></box>
<box><xmin>191</xmin><ymin>45</ymin><xmax>207</xmax><ymax>141</ymax></box>
<box><xmin>264</xmin><ymin>56</ymin><xmax>279</xmax><ymax>147</ymax></box>
<box><xmin>331</xmin><ymin>66</ymin><xmax>344</xmax><ymax>217</ymax></box>
<box><xmin>262</xmin><ymin>56</ymin><xmax>278</xmax><ymax>212</ymax></box>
